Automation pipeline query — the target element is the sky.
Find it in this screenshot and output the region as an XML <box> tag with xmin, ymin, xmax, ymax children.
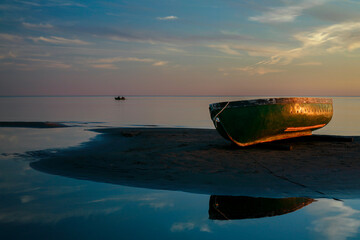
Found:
<box><xmin>0</xmin><ymin>0</ymin><xmax>360</xmax><ymax>96</ymax></box>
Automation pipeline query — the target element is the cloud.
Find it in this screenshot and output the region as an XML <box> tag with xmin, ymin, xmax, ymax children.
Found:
<box><xmin>157</xmin><ymin>16</ymin><xmax>178</xmax><ymax>21</ymax></box>
<box><xmin>170</xmin><ymin>222</ymin><xmax>212</xmax><ymax>233</ymax></box>
<box><xmin>294</xmin><ymin>22</ymin><xmax>360</xmax><ymax>52</ymax></box>
<box><xmin>235</xmin><ymin>66</ymin><xmax>284</xmax><ymax>75</ymax></box>
<box><xmin>17</xmin><ymin>1</ymin><xmax>42</xmax><ymax>7</ymax></box>
<box><xmin>91</xmin><ymin>57</ymin><xmax>168</xmax><ymax>68</ymax></box>
<box><xmin>139</xmin><ymin>201</ymin><xmax>174</xmax><ymax>209</ymax></box>
<box><xmin>91</xmin><ymin>64</ymin><xmax>117</xmax><ymax>70</ymax></box>
<box><xmin>297</xmin><ymin>61</ymin><xmax>322</xmax><ymax>66</ymax></box>
<box><xmin>18</xmin><ymin>1</ymin><xmax>86</xmax><ymax>7</ymax></box>
<box><xmin>208</xmin><ymin>44</ymin><xmax>242</xmax><ymax>56</ymax></box>
<box><xmin>0</xmin><ymin>33</ymin><xmax>23</xmax><ymax>42</ymax></box>
<box><xmin>20</xmin><ymin>195</ymin><xmax>35</xmax><ymax>203</ymax></box>
<box><xmin>200</xmin><ymin>224</ymin><xmax>212</xmax><ymax>233</ymax></box>
<box><xmin>348</xmin><ymin>42</ymin><xmax>360</xmax><ymax>51</ymax></box>
<box><xmin>171</xmin><ymin>222</ymin><xmax>195</xmax><ymax>232</ymax></box>
<box><xmin>308</xmin><ymin>199</ymin><xmax>360</xmax><ymax>240</ymax></box>
<box><xmin>252</xmin><ymin>21</ymin><xmax>360</xmax><ymax>67</ymax></box>
<box><xmin>23</xmin><ymin>22</ymin><xmax>53</xmax><ymax>29</ymax></box>
<box><xmin>249</xmin><ymin>0</ymin><xmax>326</xmax><ymax>23</ymax></box>
<box><xmin>256</xmin><ymin>48</ymin><xmax>304</xmax><ymax>65</ymax></box>
<box><xmin>25</xmin><ymin>58</ymin><xmax>70</xmax><ymax>66</ymax></box>
<box><xmin>163</xmin><ymin>47</ymin><xmax>185</xmax><ymax>53</ymax></box>
<box><xmin>0</xmin><ymin>206</ymin><xmax>122</xmax><ymax>224</ymax></box>
<box><xmin>29</xmin><ymin>36</ymin><xmax>90</xmax><ymax>45</ymax></box>
<box><xmin>0</xmin><ymin>51</ymin><xmax>17</xmax><ymax>60</ymax></box>
<box><xmin>0</xmin><ymin>4</ymin><xmax>24</xmax><ymax>10</ymax></box>
<box><xmin>208</xmin><ymin>44</ymin><xmax>281</xmax><ymax>57</ymax></box>
<box><xmin>45</xmin><ymin>62</ymin><xmax>71</xmax><ymax>69</ymax></box>
<box><xmin>95</xmin><ymin>57</ymin><xmax>154</xmax><ymax>64</ymax></box>
<box><xmin>152</xmin><ymin>61</ymin><xmax>168</xmax><ymax>66</ymax></box>
<box><xmin>3</xmin><ymin>58</ymin><xmax>71</xmax><ymax>70</ymax></box>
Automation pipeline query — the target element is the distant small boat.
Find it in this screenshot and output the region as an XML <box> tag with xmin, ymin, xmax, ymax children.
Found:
<box><xmin>209</xmin><ymin>97</ymin><xmax>333</xmax><ymax>146</ymax></box>
<box><xmin>115</xmin><ymin>96</ymin><xmax>126</xmax><ymax>100</ymax></box>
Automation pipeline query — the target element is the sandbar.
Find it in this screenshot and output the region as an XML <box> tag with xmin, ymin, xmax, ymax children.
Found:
<box><xmin>30</xmin><ymin>127</ymin><xmax>360</xmax><ymax>199</ymax></box>
<box><xmin>0</xmin><ymin>121</ymin><xmax>69</xmax><ymax>128</ymax></box>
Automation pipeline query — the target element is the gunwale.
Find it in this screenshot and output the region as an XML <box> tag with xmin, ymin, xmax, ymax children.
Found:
<box><xmin>210</xmin><ymin>97</ymin><xmax>332</xmax><ymax>111</ymax></box>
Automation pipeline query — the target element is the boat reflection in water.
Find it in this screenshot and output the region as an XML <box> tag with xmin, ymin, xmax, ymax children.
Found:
<box><xmin>209</xmin><ymin>195</ymin><xmax>315</xmax><ymax>220</ymax></box>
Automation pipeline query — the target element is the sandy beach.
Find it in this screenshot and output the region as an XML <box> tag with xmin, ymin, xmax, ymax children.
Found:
<box><xmin>28</xmin><ymin>127</ymin><xmax>360</xmax><ymax>199</ymax></box>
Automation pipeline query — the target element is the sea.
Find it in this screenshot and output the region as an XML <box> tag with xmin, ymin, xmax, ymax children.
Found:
<box><xmin>0</xmin><ymin>96</ymin><xmax>359</xmax><ymax>240</ymax></box>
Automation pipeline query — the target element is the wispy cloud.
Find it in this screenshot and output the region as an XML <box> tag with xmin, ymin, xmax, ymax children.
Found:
<box><xmin>95</xmin><ymin>57</ymin><xmax>154</xmax><ymax>64</ymax></box>
<box><xmin>20</xmin><ymin>195</ymin><xmax>35</xmax><ymax>203</ymax></box>
<box><xmin>256</xmin><ymin>48</ymin><xmax>304</xmax><ymax>65</ymax></box>
<box><xmin>0</xmin><ymin>4</ymin><xmax>24</xmax><ymax>10</ymax></box>
<box><xmin>0</xmin><ymin>206</ymin><xmax>122</xmax><ymax>224</ymax></box>
<box><xmin>235</xmin><ymin>66</ymin><xmax>284</xmax><ymax>75</ymax></box>
<box><xmin>238</xmin><ymin>21</ymin><xmax>360</xmax><ymax>75</ymax></box>
<box><xmin>0</xmin><ymin>51</ymin><xmax>17</xmax><ymax>60</ymax></box>
<box><xmin>0</xmin><ymin>33</ymin><xmax>23</xmax><ymax>42</ymax></box>
<box><xmin>157</xmin><ymin>16</ymin><xmax>178</xmax><ymax>21</ymax></box>
<box><xmin>170</xmin><ymin>222</ymin><xmax>212</xmax><ymax>233</ymax></box>
<box><xmin>208</xmin><ymin>44</ymin><xmax>281</xmax><ymax>57</ymax></box>
<box><xmin>297</xmin><ymin>61</ymin><xmax>322</xmax><ymax>66</ymax></box>
<box><xmin>29</xmin><ymin>36</ymin><xmax>90</xmax><ymax>45</ymax></box>
<box><xmin>26</xmin><ymin>58</ymin><xmax>71</xmax><ymax>69</ymax></box>
<box><xmin>260</xmin><ymin>21</ymin><xmax>360</xmax><ymax>65</ymax></box>
<box><xmin>171</xmin><ymin>222</ymin><xmax>195</xmax><ymax>232</ymax></box>
<box><xmin>163</xmin><ymin>47</ymin><xmax>185</xmax><ymax>53</ymax></box>
<box><xmin>17</xmin><ymin>1</ymin><xmax>42</xmax><ymax>7</ymax></box>
<box><xmin>139</xmin><ymin>201</ymin><xmax>174</xmax><ymax>209</ymax></box>
<box><xmin>249</xmin><ymin>0</ymin><xmax>326</xmax><ymax>23</ymax></box>
<box><xmin>17</xmin><ymin>1</ymin><xmax>86</xmax><ymax>8</ymax></box>
<box><xmin>92</xmin><ymin>57</ymin><xmax>168</xmax><ymax>68</ymax></box>
<box><xmin>23</xmin><ymin>22</ymin><xmax>53</xmax><ymax>29</ymax></box>
<box><xmin>2</xmin><ymin>58</ymin><xmax>71</xmax><ymax>70</ymax></box>
<box><xmin>200</xmin><ymin>224</ymin><xmax>212</xmax><ymax>233</ymax></box>
<box><xmin>294</xmin><ymin>22</ymin><xmax>360</xmax><ymax>52</ymax></box>
<box><xmin>208</xmin><ymin>44</ymin><xmax>242</xmax><ymax>56</ymax></box>
<box><xmin>152</xmin><ymin>61</ymin><xmax>168</xmax><ymax>66</ymax></box>
<box><xmin>91</xmin><ymin>64</ymin><xmax>117</xmax><ymax>70</ymax></box>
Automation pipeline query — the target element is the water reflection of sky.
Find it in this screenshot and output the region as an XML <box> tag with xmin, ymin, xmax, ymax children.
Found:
<box><xmin>3</xmin><ymin>165</ymin><xmax>360</xmax><ymax>240</ymax></box>
<box><xmin>1</xmin><ymin>97</ymin><xmax>360</xmax><ymax>239</ymax></box>
<box><xmin>307</xmin><ymin>199</ymin><xmax>360</xmax><ymax>240</ymax></box>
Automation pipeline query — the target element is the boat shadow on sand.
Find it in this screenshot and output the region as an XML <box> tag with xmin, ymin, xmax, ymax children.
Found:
<box><xmin>29</xmin><ymin>127</ymin><xmax>360</xmax><ymax>200</ymax></box>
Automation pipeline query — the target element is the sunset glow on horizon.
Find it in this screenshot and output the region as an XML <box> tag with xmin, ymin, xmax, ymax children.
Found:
<box><xmin>1</xmin><ymin>0</ymin><xmax>360</xmax><ymax>96</ymax></box>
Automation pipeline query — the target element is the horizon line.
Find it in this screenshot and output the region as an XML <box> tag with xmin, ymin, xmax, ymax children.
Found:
<box><xmin>0</xmin><ymin>94</ymin><xmax>360</xmax><ymax>98</ymax></box>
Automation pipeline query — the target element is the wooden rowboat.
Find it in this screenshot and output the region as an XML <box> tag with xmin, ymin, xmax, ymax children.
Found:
<box><xmin>209</xmin><ymin>97</ymin><xmax>333</xmax><ymax>146</ymax></box>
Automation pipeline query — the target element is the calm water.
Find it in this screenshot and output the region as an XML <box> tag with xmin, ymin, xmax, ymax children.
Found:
<box><xmin>0</xmin><ymin>96</ymin><xmax>360</xmax><ymax>240</ymax></box>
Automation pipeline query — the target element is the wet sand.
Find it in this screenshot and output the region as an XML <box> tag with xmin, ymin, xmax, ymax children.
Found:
<box><xmin>30</xmin><ymin>127</ymin><xmax>360</xmax><ymax>199</ymax></box>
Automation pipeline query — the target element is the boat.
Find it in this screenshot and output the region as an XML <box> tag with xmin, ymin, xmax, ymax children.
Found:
<box><xmin>209</xmin><ymin>97</ymin><xmax>333</xmax><ymax>146</ymax></box>
<box><xmin>115</xmin><ymin>96</ymin><xmax>126</xmax><ymax>100</ymax></box>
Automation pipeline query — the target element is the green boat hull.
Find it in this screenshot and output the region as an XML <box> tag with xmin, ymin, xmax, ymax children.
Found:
<box><xmin>209</xmin><ymin>98</ymin><xmax>333</xmax><ymax>146</ymax></box>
